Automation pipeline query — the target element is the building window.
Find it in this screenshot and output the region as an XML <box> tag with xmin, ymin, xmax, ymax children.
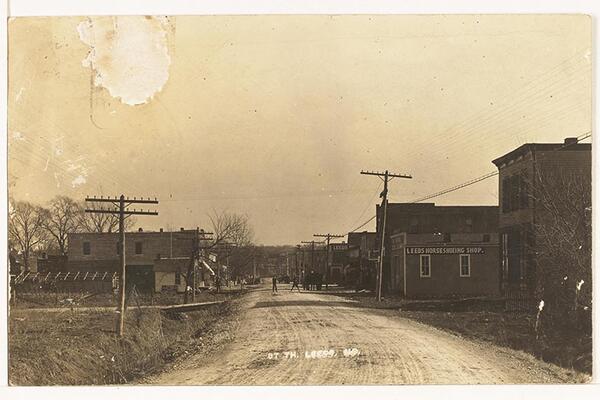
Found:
<box><xmin>510</xmin><ymin>175</ymin><xmax>520</xmax><ymax>211</ymax></box>
<box><xmin>482</xmin><ymin>234</ymin><xmax>490</xmax><ymax>243</ymax></box>
<box><xmin>460</xmin><ymin>254</ymin><xmax>471</xmax><ymax>277</ymax></box>
<box><xmin>501</xmin><ymin>177</ymin><xmax>510</xmax><ymax>213</ymax></box>
<box><xmin>175</xmin><ymin>272</ymin><xmax>181</xmax><ymax>285</ymax></box>
<box><xmin>135</xmin><ymin>242</ymin><xmax>143</xmax><ymax>255</ymax></box>
<box><xmin>83</xmin><ymin>241</ymin><xmax>91</xmax><ymax>255</ymax></box>
<box><xmin>503</xmin><ymin>172</ymin><xmax>528</xmax><ymax>213</ymax></box>
<box><xmin>443</xmin><ymin>233</ymin><xmax>451</xmax><ymax>243</ymax></box>
<box><xmin>519</xmin><ymin>173</ymin><xmax>529</xmax><ymax>209</ymax></box>
<box><xmin>420</xmin><ymin>255</ymin><xmax>431</xmax><ymax>278</ymax></box>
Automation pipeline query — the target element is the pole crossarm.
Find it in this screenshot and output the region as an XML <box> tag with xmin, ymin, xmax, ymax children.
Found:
<box><xmin>85</xmin><ymin>196</ymin><xmax>159</xmax><ymax>204</ymax></box>
<box><xmin>359</xmin><ymin>168</ymin><xmax>412</xmax><ymax>301</ymax></box>
<box><xmin>84</xmin><ymin>194</ymin><xmax>159</xmax><ymax>336</ymax></box>
<box><xmin>85</xmin><ymin>209</ymin><xmax>158</xmax><ymax>216</ymax></box>
<box><xmin>360</xmin><ymin>170</ymin><xmax>412</xmax><ymax>179</ymax></box>
<box><xmin>313</xmin><ymin>233</ymin><xmax>345</xmax><ymax>239</ymax></box>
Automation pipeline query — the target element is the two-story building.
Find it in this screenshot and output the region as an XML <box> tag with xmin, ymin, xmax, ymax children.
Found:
<box><xmin>491</xmin><ymin>137</ymin><xmax>592</xmax><ymax>302</ymax></box>
<box><xmin>67</xmin><ymin>228</ymin><xmax>214</xmax><ymax>293</ymax></box>
<box><xmin>347</xmin><ymin>231</ymin><xmax>378</xmax><ymax>289</ymax></box>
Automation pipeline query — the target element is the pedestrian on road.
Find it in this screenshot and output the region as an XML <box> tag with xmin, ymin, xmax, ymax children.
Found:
<box><xmin>272</xmin><ymin>275</ymin><xmax>278</xmax><ymax>293</ymax></box>
<box><xmin>291</xmin><ymin>276</ymin><xmax>301</xmax><ymax>292</ymax></box>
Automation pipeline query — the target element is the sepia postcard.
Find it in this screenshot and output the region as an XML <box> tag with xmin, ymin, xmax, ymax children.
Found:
<box><xmin>5</xmin><ymin>13</ymin><xmax>593</xmax><ymax>387</ymax></box>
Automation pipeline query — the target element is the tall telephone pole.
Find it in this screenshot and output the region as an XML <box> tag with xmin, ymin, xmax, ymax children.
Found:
<box><xmin>313</xmin><ymin>233</ymin><xmax>344</xmax><ymax>290</ymax></box>
<box><xmin>360</xmin><ymin>170</ymin><xmax>412</xmax><ymax>301</ymax></box>
<box><xmin>85</xmin><ymin>195</ymin><xmax>158</xmax><ymax>336</ymax></box>
<box><xmin>301</xmin><ymin>240</ymin><xmax>320</xmax><ymax>272</ymax></box>
<box><xmin>295</xmin><ymin>244</ymin><xmax>302</xmax><ymax>278</ymax></box>
<box><xmin>190</xmin><ymin>229</ymin><xmax>213</xmax><ymax>303</ymax></box>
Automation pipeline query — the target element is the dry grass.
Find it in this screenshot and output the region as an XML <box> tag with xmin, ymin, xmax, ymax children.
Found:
<box><xmin>8</xmin><ymin>293</ymin><xmax>243</xmax><ymax>386</ymax></box>
<box><xmin>341</xmin><ymin>293</ymin><xmax>592</xmax><ymax>378</ymax></box>
<box><xmin>399</xmin><ymin>309</ymin><xmax>592</xmax><ymax>377</ymax></box>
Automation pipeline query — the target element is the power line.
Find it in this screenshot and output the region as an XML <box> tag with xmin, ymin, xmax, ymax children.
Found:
<box><xmin>348</xmin><ymin>132</ymin><xmax>592</xmax><ymax>233</ymax></box>
<box><xmin>410</xmin><ymin>171</ymin><xmax>499</xmax><ymax>203</ymax></box>
<box><xmin>409</xmin><ymin>131</ymin><xmax>592</xmax><ymax>204</ymax></box>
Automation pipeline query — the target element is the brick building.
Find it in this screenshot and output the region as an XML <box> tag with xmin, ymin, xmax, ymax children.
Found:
<box><xmin>390</xmin><ymin>232</ymin><xmax>499</xmax><ymax>298</ymax></box>
<box><xmin>67</xmin><ymin>228</ymin><xmax>200</xmax><ymax>292</ymax></box>
<box><xmin>491</xmin><ymin>137</ymin><xmax>592</xmax><ymax>302</ymax></box>
<box><xmin>347</xmin><ymin>231</ymin><xmax>378</xmax><ymax>289</ymax></box>
<box><xmin>377</xmin><ymin>203</ymin><xmax>499</xmax><ymax>295</ymax></box>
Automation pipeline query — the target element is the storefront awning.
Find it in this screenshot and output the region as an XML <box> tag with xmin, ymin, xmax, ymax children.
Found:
<box><xmin>201</xmin><ymin>260</ymin><xmax>216</xmax><ymax>276</ymax></box>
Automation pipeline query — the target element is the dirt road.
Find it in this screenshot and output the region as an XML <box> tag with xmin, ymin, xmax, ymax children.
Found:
<box><xmin>148</xmin><ymin>284</ymin><xmax>576</xmax><ymax>385</ymax></box>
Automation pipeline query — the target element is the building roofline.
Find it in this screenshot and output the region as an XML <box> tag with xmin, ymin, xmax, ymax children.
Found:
<box><xmin>386</xmin><ymin>203</ymin><xmax>498</xmax><ymax>209</ymax></box>
<box><xmin>68</xmin><ymin>230</ymin><xmax>197</xmax><ymax>236</ymax></box>
<box><xmin>492</xmin><ymin>142</ymin><xmax>591</xmax><ymax>166</ymax></box>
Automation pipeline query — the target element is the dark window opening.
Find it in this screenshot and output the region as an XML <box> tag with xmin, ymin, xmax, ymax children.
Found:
<box><xmin>482</xmin><ymin>234</ymin><xmax>490</xmax><ymax>242</ymax></box>
<box><xmin>135</xmin><ymin>242</ymin><xmax>143</xmax><ymax>255</ymax></box>
<box><xmin>175</xmin><ymin>272</ymin><xmax>181</xmax><ymax>285</ymax></box>
<box><xmin>83</xmin><ymin>242</ymin><xmax>91</xmax><ymax>255</ymax></box>
<box><xmin>443</xmin><ymin>233</ymin><xmax>451</xmax><ymax>243</ymax></box>
<box><xmin>502</xmin><ymin>177</ymin><xmax>510</xmax><ymax>213</ymax></box>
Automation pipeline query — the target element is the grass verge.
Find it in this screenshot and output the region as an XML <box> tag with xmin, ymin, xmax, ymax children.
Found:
<box><xmin>342</xmin><ymin>293</ymin><xmax>592</xmax><ymax>379</ymax></box>
<box><xmin>9</xmin><ymin>292</ymin><xmax>243</xmax><ymax>386</ymax></box>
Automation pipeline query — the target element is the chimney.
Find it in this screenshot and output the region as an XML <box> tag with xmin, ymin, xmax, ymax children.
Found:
<box><xmin>138</xmin><ymin>227</ymin><xmax>143</xmax><ymax>232</ymax></box>
<box><xmin>180</xmin><ymin>227</ymin><xmax>184</xmax><ymax>231</ymax></box>
<box><xmin>159</xmin><ymin>228</ymin><xmax>163</xmax><ymax>232</ymax></box>
<box><xmin>564</xmin><ymin>137</ymin><xmax>578</xmax><ymax>145</ymax></box>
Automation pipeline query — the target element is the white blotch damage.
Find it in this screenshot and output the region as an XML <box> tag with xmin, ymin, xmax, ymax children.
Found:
<box><xmin>77</xmin><ymin>16</ymin><xmax>171</xmax><ymax>106</ymax></box>
<box><xmin>71</xmin><ymin>175</ymin><xmax>87</xmax><ymax>188</ymax></box>
<box><xmin>12</xmin><ymin>131</ymin><xmax>25</xmax><ymax>141</ymax></box>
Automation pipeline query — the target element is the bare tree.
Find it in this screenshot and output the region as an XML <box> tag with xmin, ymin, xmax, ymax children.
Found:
<box><xmin>8</xmin><ymin>200</ymin><xmax>49</xmax><ymax>271</ymax></box>
<box><xmin>208</xmin><ymin>210</ymin><xmax>254</xmax><ymax>247</ymax></box>
<box><xmin>200</xmin><ymin>210</ymin><xmax>256</xmax><ymax>283</ymax></box>
<box><xmin>41</xmin><ymin>196</ymin><xmax>83</xmax><ymax>255</ymax></box>
<box><xmin>529</xmin><ymin>168</ymin><xmax>591</xmax><ymax>334</ymax></box>
<box><xmin>78</xmin><ymin>201</ymin><xmax>136</xmax><ymax>233</ymax></box>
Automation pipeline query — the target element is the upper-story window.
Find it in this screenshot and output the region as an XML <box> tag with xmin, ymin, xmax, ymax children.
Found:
<box><xmin>135</xmin><ymin>242</ymin><xmax>143</xmax><ymax>255</ymax></box>
<box><xmin>502</xmin><ymin>172</ymin><xmax>529</xmax><ymax>213</ymax></box>
<box><xmin>83</xmin><ymin>241</ymin><xmax>91</xmax><ymax>255</ymax></box>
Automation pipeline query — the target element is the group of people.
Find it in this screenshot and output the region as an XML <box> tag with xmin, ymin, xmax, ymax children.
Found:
<box><xmin>271</xmin><ymin>270</ymin><xmax>324</xmax><ymax>294</ymax></box>
<box><xmin>303</xmin><ymin>270</ymin><xmax>323</xmax><ymax>291</ymax></box>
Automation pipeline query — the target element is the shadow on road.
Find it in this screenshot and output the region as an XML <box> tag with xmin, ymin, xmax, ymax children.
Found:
<box><xmin>253</xmin><ymin>299</ymin><xmax>364</xmax><ymax>309</ymax></box>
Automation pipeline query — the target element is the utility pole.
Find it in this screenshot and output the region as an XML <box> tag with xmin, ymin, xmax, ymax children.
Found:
<box><xmin>301</xmin><ymin>240</ymin><xmax>319</xmax><ymax>272</ymax></box>
<box><xmin>192</xmin><ymin>229</ymin><xmax>213</xmax><ymax>303</ymax></box>
<box><xmin>360</xmin><ymin>170</ymin><xmax>412</xmax><ymax>302</ymax></box>
<box><xmin>295</xmin><ymin>244</ymin><xmax>302</xmax><ymax>278</ymax></box>
<box><xmin>85</xmin><ymin>195</ymin><xmax>158</xmax><ymax>336</ymax></box>
<box><xmin>313</xmin><ymin>233</ymin><xmax>344</xmax><ymax>290</ymax></box>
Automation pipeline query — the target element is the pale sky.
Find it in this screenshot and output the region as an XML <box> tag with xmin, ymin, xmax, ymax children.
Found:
<box><xmin>8</xmin><ymin>15</ymin><xmax>591</xmax><ymax>245</ymax></box>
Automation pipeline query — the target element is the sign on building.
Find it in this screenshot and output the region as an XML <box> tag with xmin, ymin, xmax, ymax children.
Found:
<box><xmin>405</xmin><ymin>247</ymin><xmax>486</xmax><ymax>255</ymax></box>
